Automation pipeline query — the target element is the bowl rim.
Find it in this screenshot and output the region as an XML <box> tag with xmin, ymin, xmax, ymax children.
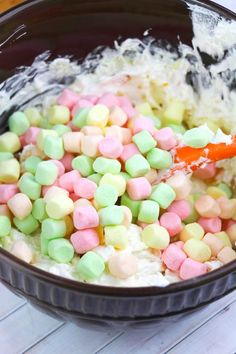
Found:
<box><xmin>0</xmin><ymin>0</ymin><xmax>236</xmax><ymax>297</ymax></box>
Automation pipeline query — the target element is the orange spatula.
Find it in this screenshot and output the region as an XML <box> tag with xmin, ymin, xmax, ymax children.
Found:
<box><xmin>161</xmin><ymin>135</ymin><xmax>236</xmax><ymax>180</ymax></box>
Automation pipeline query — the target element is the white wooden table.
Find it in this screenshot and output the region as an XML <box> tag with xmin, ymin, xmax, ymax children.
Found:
<box><xmin>1</xmin><ymin>1</ymin><xmax>236</xmax><ymax>353</ymax></box>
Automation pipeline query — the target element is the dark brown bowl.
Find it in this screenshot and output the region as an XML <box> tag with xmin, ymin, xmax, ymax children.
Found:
<box><xmin>0</xmin><ymin>0</ymin><xmax>236</xmax><ymax>327</ymax></box>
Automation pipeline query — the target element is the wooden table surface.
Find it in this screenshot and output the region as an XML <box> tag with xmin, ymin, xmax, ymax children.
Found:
<box><xmin>0</xmin><ymin>1</ymin><xmax>236</xmax><ymax>354</ymax></box>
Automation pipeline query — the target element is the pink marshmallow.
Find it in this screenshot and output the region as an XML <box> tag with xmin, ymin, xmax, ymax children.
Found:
<box><xmin>194</xmin><ymin>163</ymin><xmax>216</xmax><ymax>180</ymax></box>
<box><xmin>97</xmin><ymin>93</ymin><xmax>119</xmax><ymax>108</ymax></box>
<box><xmin>127</xmin><ymin>177</ymin><xmax>152</xmax><ymax>200</ymax></box>
<box><xmin>160</xmin><ymin>212</ymin><xmax>182</xmax><ymax>237</ymax></box>
<box><xmin>179</xmin><ymin>258</ymin><xmax>208</xmax><ymax>280</ymax></box>
<box><xmin>73</xmin><ymin>205</ymin><xmax>99</xmax><ymax>230</ymax></box>
<box><xmin>56</xmin><ymin>89</ymin><xmax>79</xmax><ymax>110</ymax></box>
<box><xmin>73</xmin><ymin>178</ymin><xmax>97</xmax><ymax>199</ymax></box>
<box><xmin>154</xmin><ymin>127</ymin><xmax>177</xmax><ymax>150</ymax></box>
<box><xmin>118</xmin><ymin>96</ymin><xmax>136</xmax><ymax>118</ymax></box>
<box><xmin>70</xmin><ymin>229</ymin><xmax>99</xmax><ymax>254</ymax></box>
<box><xmin>217</xmin><ymin>196</ymin><xmax>236</xmax><ymax>220</ymax></box>
<box><xmin>98</xmin><ymin>136</ymin><xmax>123</xmax><ymax>159</ymax></box>
<box><xmin>59</xmin><ymin>170</ymin><xmax>81</xmax><ymax>192</ymax></box>
<box><xmin>167</xmin><ymin>199</ymin><xmax>191</xmax><ymax>221</ymax></box>
<box><xmin>50</xmin><ymin>160</ymin><xmax>65</xmax><ymax>177</ymax></box>
<box><xmin>0</xmin><ymin>184</ymin><xmax>19</xmax><ymax>204</ymax></box>
<box><xmin>195</xmin><ymin>195</ymin><xmax>221</xmax><ymax>218</ymax></box>
<box><xmin>119</xmin><ymin>143</ymin><xmax>140</xmax><ymax>163</ymax></box>
<box><xmin>60</xmin><ymin>153</ymin><xmax>74</xmax><ymax>172</ymax></box>
<box><xmin>198</xmin><ymin>216</ymin><xmax>222</xmax><ymax>233</ymax></box>
<box><xmin>24</xmin><ymin>127</ymin><xmax>41</xmax><ymax>145</ymax></box>
<box><xmin>132</xmin><ymin>116</ymin><xmax>155</xmax><ymax>135</ymax></box>
<box><xmin>162</xmin><ymin>244</ymin><xmax>187</xmax><ymax>271</ymax></box>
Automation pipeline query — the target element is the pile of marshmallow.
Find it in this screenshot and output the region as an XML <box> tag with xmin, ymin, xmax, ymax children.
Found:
<box><xmin>0</xmin><ymin>88</ymin><xmax>235</xmax><ymax>283</ymax></box>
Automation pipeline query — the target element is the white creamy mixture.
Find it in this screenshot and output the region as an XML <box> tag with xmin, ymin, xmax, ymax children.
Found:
<box><xmin>0</xmin><ymin>2</ymin><xmax>235</xmax><ymax>286</ymax></box>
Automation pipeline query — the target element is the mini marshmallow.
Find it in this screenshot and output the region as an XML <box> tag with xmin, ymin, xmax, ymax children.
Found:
<box><xmin>109</xmin><ymin>106</ymin><xmax>128</xmax><ymax>126</ymax></box>
<box><xmin>7</xmin><ymin>193</ymin><xmax>32</xmax><ymax>220</ymax></box>
<box><xmin>56</xmin><ymin>88</ymin><xmax>79</xmax><ymax>109</ymax></box>
<box><xmin>119</xmin><ymin>143</ymin><xmax>140</xmax><ymax>163</ymax></box>
<box><xmin>179</xmin><ymin>258</ymin><xmax>208</xmax><ymax>280</ymax></box>
<box><xmin>0</xmin><ymin>184</ymin><xmax>19</xmax><ymax>204</ymax></box>
<box><xmin>73</xmin><ymin>178</ymin><xmax>97</xmax><ymax>199</ymax></box>
<box><xmin>11</xmin><ymin>240</ymin><xmax>33</xmax><ymax>263</ymax></box>
<box><xmin>198</xmin><ymin>217</ymin><xmax>222</xmax><ymax>233</ymax></box>
<box><xmin>81</xmin><ymin>135</ymin><xmax>103</xmax><ymax>157</ymax></box>
<box><xmin>167</xmin><ymin>199</ymin><xmax>191</xmax><ymax>220</ymax></box>
<box><xmin>63</xmin><ymin>132</ymin><xmax>83</xmax><ymax>153</ymax></box>
<box><xmin>195</xmin><ymin>195</ymin><xmax>221</xmax><ymax>217</ymax></box>
<box><xmin>127</xmin><ymin>177</ymin><xmax>152</xmax><ymax>200</ymax></box>
<box><xmin>194</xmin><ymin>163</ymin><xmax>216</xmax><ymax>180</ymax></box>
<box><xmin>73</xmin><ymin>205</ymin><xmax>99</xmax><ymax>230</ymax></box>
<box><xmin>108</xmin><ymin>253</ymin><xmax>138</xmax><ymax>279</ymax></box>
<box><xmin>71</xmin><ymin>229</ymin><xmax>100</xmax><ymax>254</ymax></box>
<box><xmin>154</xmin><ymin>127</ymin><xmax>177</xmax><ymax>150</ymax></box>
<box><xmin>132</xmin><ymin>116</ymin><xmax>155</xmax><ymax>135</ymax></box>
<box><xmin>166</xmin><ymin>171</ymin><xmax>192</xmax><ymax>200</ymax></box>
<box><xmin>98</xmin><ymin>136</ymin><xmax>123</xmax><ymax>159</ymax></box>
<box><xmin>160</xmin><ymin>212</ymin><xmax>182</xmax><ymax>237</ymax></box>
<box><xmin>162</xmin><ymin>244</ymin><xmax>187</xmax><ymax>271</ymax></box>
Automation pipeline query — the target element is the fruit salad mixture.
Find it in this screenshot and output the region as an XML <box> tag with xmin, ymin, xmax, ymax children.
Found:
<box><xmin>0</xmin><ymin>38</ymin><xmax>235</xmax><ymax>287</ymax></box>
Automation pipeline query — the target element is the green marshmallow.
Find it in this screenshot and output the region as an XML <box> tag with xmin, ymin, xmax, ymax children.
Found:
<box><xmin>40</xmin><ymin>233</ymin><xmax>49</xmax><ymax>255</ymax></box>
<box><xmin>93</xmin><ymin>157</ymin><xmax>121</xmax><ymax>175</ymax></box>
<box><xmin>43</xmin><ymin>135</ymin><xmax>64</xmax><ymax>160</ymax></box>
<box><xmin>0</xmin><ymin>216</ymin><xmax>11</xmax><ymax>237</ymax></box>
<box><xmin>146</xmin><ymin>148</ymin><xmax>172</xmax><ymax>169</ymax></box>
<box><xmin>0</xmin><ymin>158</ymin><xmax>20</xmax><ymax>183</ymax></box>
<box><xmin>138</xmin><ymin>200</ymin><xmax>160</xmax><ymax>223</ymax></box>
<box><xmin>0</xmin><ymin>152</ymin><xmax>13</xmax><ymax>161</ymax></box>
<box><xmin>132</xmin><ymin>130</ymin><xmax>156</xmax><ymax>154</ymax></box>
<box><xmin>183</xmin><ymin>127</ymin><xmax>212</xmax><ymax>148</ymax></box>
<box><xmin>32</xmin><ymin>198</ymin><xmax>47</xmax><ymax>221</ymax></box>
<box><xmin>98</xmin><ymin>205</ymin><xmax>124</xmax><ymax>226</ymax></box>
<box><xmin>24</xmin><ymin>107</ymin><xmax>42</xmax><ymax>127</ymax></box>
<box><xmin>48</xmin><ymin>238</ymin><xmax>74</xmax><ymax>263</ymax></box>
<box><xmin>125</xmin><ymin>154</ymin><xmax>150</xmax><ymax>178</ymax></box>
<box><xmin>94</xmin><ymin>184</ymin><xmax>118</xmax><ymax>207</ymax></box>
<box><xmin>52</xmin><ymin>124</ymin><xmax>71</xmax><ymax>136</ymax></box>
<box><xmin>217</xmin><ymin>182</ymin><xmax>232</xmax><ymax>198</ymax></box>
<box><xmin>8</xmin><ymin>111</ymin><xmax>30</xmax><ymax>136</ymax></box>
<box><xmin>121</xmin><ymin>193</ymin><xmax>141</xmax><ymax>217</ymax></box>
<box><xmin>72</xmin><ymin>108</ymin><xmax>89</xmax><ymax>128</ymax></box>
<box><xmin>76</xmin><ymin>251</ymin><xmax>105</xmax><ymax>280</ymax></box>
<box><xmin>35</xmin><ymin>161</ymin><xmax>58</xmax><ymax>185</ymax></box>
<box><xmin>72</xmin><ymin>155</ymin><xmax>94</xmax><ymax>177</ymax></box>
<box><xmin>41</xmin><ymin>218</ymin><xmax>66</xmax><ymax>240</ymax></box>
<box><xmin>18</xmin><ymin>174</ymin><xmax>41</xmax><ymax>200</ymax></box>
<box><xmin>13</xmin><ymin>214</ymin><xmax>39</xmax><ymax>235</ymax></box>
<box><xmin>150</xmin><ymin>183</ymin><xmax>176</xmax><ymax>209</ymax></box>
<box><xmin>48</xmin><ymin>105</ymin><xmax>70</xmax><ymax>125</ymax></box>
<box><xmin>36</xmin><ymin>129</ymin><xmax>58</xmax><ymax>150</ymax></box>
<box><xmin>0</xmin><ymin>132</ymin><xmax>21</xmax><ymax>153</ymax></box>
<box><xmin>24</xmin><ymin>156</ymin><xmax>42</xmax><ymax>174</ymax></box>
<box><xmin>151</xmin><ymin>116</ymin><xmax>161</xmax><ymax>129</ymax></box>
<box><xmin>87</xmin><ymin>173</ymin><xmax>102</xmax><ymax>185</ymax></box>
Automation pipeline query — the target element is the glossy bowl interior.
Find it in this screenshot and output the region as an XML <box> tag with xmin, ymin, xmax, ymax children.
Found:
<box><xmin>0</xmin><ymin>0</ymin><xmax>236</xmax><ymax>326</ymax></box>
